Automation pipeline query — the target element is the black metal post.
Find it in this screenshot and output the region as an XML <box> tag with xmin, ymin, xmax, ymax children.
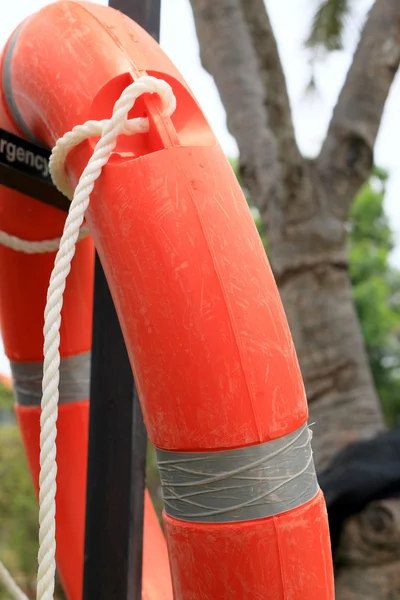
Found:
<box><xmin>83</xmin><ymin>257</ymin><xmax>147</xmax><ymax>600</ymax></box>
<box><xmin>83</xmin><ymin>2</ymin><xmax>161</xmax><ymax>600</ymax></box>
<box><xmin>112</xmin><ymin>0</ymin><xmax>161</xmax><ymax>39</ymax></box>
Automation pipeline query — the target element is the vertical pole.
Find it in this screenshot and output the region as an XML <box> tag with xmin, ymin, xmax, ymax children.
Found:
<box><xmin>83</xmin><ymin>258</ymin><xmax>146</xmax><ymax>600</ymax></box>
<box><xmin>83</xmin><ymin>3</ymin><xmax>161</xmax><ymax>599</ymax></box>
<box><xmin>109</xmin><ymin>0</ymin><xmax>161</xmax><ymax>39</ymax></box>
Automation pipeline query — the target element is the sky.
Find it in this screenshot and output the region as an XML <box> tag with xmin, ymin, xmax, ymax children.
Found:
<box><xmin>0</xmin><ymin>0</ymin><xmax>399</xmax><ymax>374</ymax></box>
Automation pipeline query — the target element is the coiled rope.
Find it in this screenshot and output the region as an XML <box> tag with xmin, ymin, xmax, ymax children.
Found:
<box><xmin>0</xmin><ymin>75</ymin><xmax>176</xmax><ymax>600</ymax></box>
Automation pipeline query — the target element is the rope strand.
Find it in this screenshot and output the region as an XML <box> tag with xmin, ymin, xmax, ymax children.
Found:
<box><xmin>0</xmin><ymin>227</ymin><xmax>89</xmax><ymax>254</ymax></box>
<box><xmin>0</xmin><ymin>562</ymin><xmax>29</xmax><ymax>600</ymax></box>
<box><xmin>0</xmin><ymin>75</ymin><xmax>176</xmax><ymax>600</ymax></box>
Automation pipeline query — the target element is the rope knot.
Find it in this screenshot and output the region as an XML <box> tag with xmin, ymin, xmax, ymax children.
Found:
<box><xmin>0</xmin><ymin>76</ymin><xmax>176</xmax><ymax>256</ymax></box>
<box><xmin>50</xmin><ymin>75</ymin><xmax>176</xmax><ymax>201</ymax></box>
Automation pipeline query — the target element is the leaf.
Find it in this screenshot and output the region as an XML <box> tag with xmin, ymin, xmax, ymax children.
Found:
<box><xmin>0</xmin><ymin>382</ymin><xmax>14</xmax><ymax>412</ymax></box>
<box><xmin>348</xmin><ymin>169</ymin><xmax>400</xmax><ymax>426</ymax></box>
<box><xmin>305</xmin><ymin>0</ymin><xmax>351</xmax><ymax>52</ymax></box>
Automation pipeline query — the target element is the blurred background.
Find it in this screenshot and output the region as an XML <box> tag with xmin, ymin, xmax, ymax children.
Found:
<box><xmin>1</xmin><ymin>1</ymin><xmax>400</xmax><ymax>598</ymax></box>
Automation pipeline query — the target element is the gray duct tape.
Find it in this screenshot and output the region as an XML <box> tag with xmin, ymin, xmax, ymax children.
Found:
<box><xmin>10</xmin><ymin>352</ymin><xmax>91</xmax><ymax>406</ymax></box>
<box><xmin>156</xmin><ymin>423</ymin><xmax>318</xmax><ymax>523</ymax></box>
<box><xmin>2</xmin><ymin>21</ymin><xmax>43</xmax><ymax>145</ymax></box>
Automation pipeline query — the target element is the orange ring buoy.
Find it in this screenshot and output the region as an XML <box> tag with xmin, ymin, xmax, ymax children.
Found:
<box><xmin>0</xmin><ymin>22</ymin><xmax>173</xmax><ymax>600</ymax></box>
<box><xmin>2</xmin><ymin>2</ymin><xmax>334</xmax><ymax>598</ymax></box>
<box><xmin>0</xmin><ymin>83</ymin><xmax>94</xmax><ymax>599</ymax></box>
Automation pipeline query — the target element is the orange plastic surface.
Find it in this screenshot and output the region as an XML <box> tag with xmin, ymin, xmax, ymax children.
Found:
<box><xmin>16</xmin><ymin>403</ymin><xmax>89</xmax><ymax>600</ymax></box>
<box><xmin>0</xmin><ymin>237</ymin><xmax>94</xmax><ymax>361</ymax></box>
<box><xmin>7</xmin><ymin>0</ymin><xmax>307</xmax><ymax>450</ymax></box>
<box><xmin>83</xmin><ymin>145</ymin><xmax>308</xmax><ymax>450</ymax></box>
<box><xmin>2</xmin><ymin>1</ymin><xmax>334</xmax><ymax>598</ymax></box>
<box><xmin>0</xmin><ymin>51</ymin><xmax>95</xmax><ymax>361</ymax></box>
<box><xmin>164</xmin><ymin>491</ymin><xmax>334</xmax><ymax>600</ymax></box>
<box><xmin>0</xmin><ymin>84</ymin><xmax>95</xmax><ymax>598</ymax></box>
<box><xmin>15</xmin><ymin>405</ymin><xmax>173</xmax><ymax>600</ymax></box>
<box><xmin>0</xmin><ymin>30</ymin><xmax>173</xmax><ymax>598</ymax></box>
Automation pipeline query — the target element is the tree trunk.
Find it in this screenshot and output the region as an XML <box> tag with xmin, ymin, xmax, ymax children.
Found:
<box><xmin>188</xmin><ymin>0</ymin><xmax>392</xmax><ymax>470</ymax></box>
<box><xmin>189</xmin><ymin>0</ymin><xmax>400</xmax><ymax>597</ymax></box>
<box><xmin>278</xmin><ymin>238</ymin><xmax>383</xmax><ymax>471</ymax></box>
<box><xmin>334</xmin><ymin>499</ymin><xmax>400</xmax><ymax>599</ymax></box>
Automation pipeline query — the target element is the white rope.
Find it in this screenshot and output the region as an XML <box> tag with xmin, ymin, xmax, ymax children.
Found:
<box><xmin>0</xmin><ymin>93</ymin><xmax>159</xmax><ymax>255</ymax></box>
<box><xmin>0</xmin><ymin>75</ymin><xmax>176</xmax><ymax>600</ymax></box>
<box><xmin>0</xmin><ymin>562</ymin><xmax>29</xmax><ymax>600</ymax></box>
<box><xmin>49</xmin><ymin>117</ymin><xmax>149</xmax><ymax>200</ymax></box>
<box><xmin>0</xmin><ymin>227</ymin><xmax>89</xmax><ymax>254</ymax></box>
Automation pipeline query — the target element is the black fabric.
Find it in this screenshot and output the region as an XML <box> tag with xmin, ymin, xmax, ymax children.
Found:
<box><xmin>318</xmin><ymin>427</ymin><xmax>400</xmax><ymax>556</ymax></box>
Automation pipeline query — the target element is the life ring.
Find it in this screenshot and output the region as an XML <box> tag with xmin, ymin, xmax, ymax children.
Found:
<box><xmin>0</xmin><ymin>2</ymin><xmax>334</xmax><ymax>598</ymax></box>
<box><xmin>0</xmin><ymin>122</ymin><xmax>173</xmax><ymax>599</ymax></box>
<box><xmin>0</xmin><ymin>89</ymin><xmax>94</xmax><ymax>597</ymax></box>
<box><xmin>0</xmin><ymin>12</ymin><xmax>173</xmax><ymax>600</ymax></box>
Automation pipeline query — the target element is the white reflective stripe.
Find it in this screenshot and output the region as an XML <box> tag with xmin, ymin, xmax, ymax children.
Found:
<box><xmin>11</xmin><ymin>352</ymin><xmax>91</xmax><ymax>406</ymax></box>
<box><xmin>156</xmin><ymin>423</ymin><xmax>318</xmax><ymax>523</ymax></box>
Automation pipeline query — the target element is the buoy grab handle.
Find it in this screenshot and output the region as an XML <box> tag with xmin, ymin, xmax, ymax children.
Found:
<box><xmin>87</xmin><ymin>70</ymin><xmax>216</xmax><ymax>162</ymax></box>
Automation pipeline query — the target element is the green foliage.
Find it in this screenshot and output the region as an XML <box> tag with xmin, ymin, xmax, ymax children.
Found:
<box><xmin>305</xmin><ymin>0</ymin><xmax>351</xmax><ymax>52</ymax></box>
<box><xmin>0</xmin><ymin>385</ymin><xmax>66</xmax><ymax>598</ymax></box>
<box><xmin>228</xmin><ymin>157</ymin><xmax>241</xmax><ymax>183</ymax></box>
<box><xmin>228</xmin><ymin>157</ymin><xmax>251</xmax><ymax>205</ymax></box>
<box><xmin>254</xmin><ymin>216</ymin><xmax>267</xmax><ymax>250</ymax></box>
<box><xmin>146</xmin><ymin>442</ymin><xmax>164</xmax><ymax>522</ymax></box>
<box><xmin>303</xmin><ymin>0</ymin><xmax>353</xmax><ymax>94</ymax></box>
<box><xmin>0</xmin><ymin>425</ymin><xmax>38</xmax><ymax>598</ymax></box>
<box><xmin>348</xmin><ymin>168</ymin><xmax>400</xmax><ymax>426</ymax></box>
<box><xmin>228</xmin><ymin>157</ymin><xmax>267</xmax><ymax>248</ymax></box>
<box><xmin>0</xmin><ymin>382</ymin><xmax>13</xmax><ymax>412</ymax></box>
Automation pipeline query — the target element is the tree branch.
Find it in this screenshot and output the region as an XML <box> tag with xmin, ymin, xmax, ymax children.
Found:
<box><xmin>318</xmin><ymin>0</ymin><xmax>400</xmax><ymax>218</ymax></box>
<box><xmin>239</xmin><ymin>0</ymin><xmax>302</xmax><ymax>172</ymax></box>
<box><xmin>188</xmin><ymin>0</ymin><xmax>282</xmax><ymax>217</ymax></box>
